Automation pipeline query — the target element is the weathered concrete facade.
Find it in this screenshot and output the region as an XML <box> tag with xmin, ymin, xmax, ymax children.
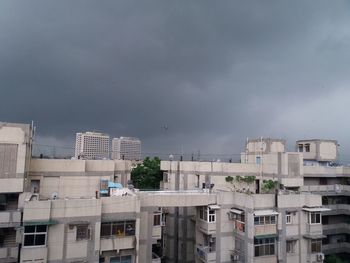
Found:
<box><xmin>0</xmin><ymin>123</ymin><xmax>342</xmax><ymax>263</ymax></box>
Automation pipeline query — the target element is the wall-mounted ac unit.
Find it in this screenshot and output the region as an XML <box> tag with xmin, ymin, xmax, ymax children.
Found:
<box><xmin>231</xmin><ymin>254</ymin><xmax>239</xmax><ymax>261</ymax></box>
<box><xmin>316</xmin><ymin>253</ymin><xmax>325</xmax><ymax>261</ymax></box>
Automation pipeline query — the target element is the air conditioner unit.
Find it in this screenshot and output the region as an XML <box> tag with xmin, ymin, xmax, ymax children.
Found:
<box><xmin>316</xmin><ymin>253</ymin><xmax>325</xmax><ymax>261</ymax></box>
<box><xmin>161</xmin><ymin>221</ymin><xmax>165</xmax><ymax>227</ymax></box>
<box><xmin>230</xmin><ymin>254</ymin><xmax>239</xmax><ymax>261</ymax></box>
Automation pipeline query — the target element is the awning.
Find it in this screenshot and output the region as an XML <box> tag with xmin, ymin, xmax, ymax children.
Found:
<box><xmin>254</xmin><ymin>210</ymin><xmax>279</xmax><ymax>216</ymax></box>
<box><xmin>208</xmin><ymin>205</ymin><xmax>220</xmax><ymax>210</ymax></box>
<box><xmin>230</xmin><ymin>208</ymin><xmax>244</xmax><ymax>215</ymax></box>
<box><xmin>24</xmin><ymin>220</ymin><xmax>57</xmax><ymax>226</ymax></box>
<box><xmin>302</xmin><ymin>207</ymin><xmax>331</xmax><ymax>212</ymax></box>
<box><xmin>254</xmin><ymin>234</ymin><xmax>277</xmax><ymax>239</ymax></box>
<box><xmin>68</xmin><ymin>221</ymin><xmax>89</xmax><ymax>226</ymax></box>
<box><xmin>303</xmin><ymin>234</ymin><xmax>326</xmax><ymax>240</ymax></box>
<box><xmin>286</xmin><ymin>236</ymin><xmax>299</xmax><ymax>241</ymax></box>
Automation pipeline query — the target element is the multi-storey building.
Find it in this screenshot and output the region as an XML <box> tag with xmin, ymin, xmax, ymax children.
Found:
<box><xmin>160</xmin><ymin>138</ymin><xmax>332</xmax><ymax>263</ymax></box>
<box><xmin>1</xmin><ymin>121</ymin><xmax>345</xmax><ymax>263</ymax></box>
<box><xmin>112</xmin><ymin>137</ymin><xmax>141</xmax><ymax>161</ymax></box>
<box><xmin>75</xmin><ymin>132</ymin><xmax>110</xmax><ymax>160</ymax></box>
<box><xmin>0</xmin><ymin>122</ymin><xmax>32</xmax><ymax>263</ymax></box>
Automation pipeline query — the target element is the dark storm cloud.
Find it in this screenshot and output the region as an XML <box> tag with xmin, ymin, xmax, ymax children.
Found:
<box><xmin>1</xmin><ymin>1</ymin><xmax>350</xmax><ymax>157</ymax></box>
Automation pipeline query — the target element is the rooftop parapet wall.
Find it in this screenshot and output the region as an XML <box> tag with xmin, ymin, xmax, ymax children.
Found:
<box><xmin>30</xmin><ymin>159</ymin><xmax>133</xmax><ymax>173</ymax></box>
<box><xmin>278</xmin><ymin>193</ymin><xmax>322</xmax><ymax>208</ymax></box>
<box><xmin>161</xmin><ymin>161</ymin><xmax>259</xmax><ymax>174</ymax></box>
<box><xmin>30</xmin><ymin>159</ymin><xmax>86</xmax><ymax>173</ymax></box>
<box><xmin>0</xmin><ymin>123</ymin><xmax>31</xmax><ymax>177</ymax></box>
<box><xmin>138</xmin><ymin>190</ymin><xmax>217</xmax><ymax>207</ymax></box>
<box><xmin>101</xmin><ymin>195</ymin><xmax>140</xmax><ymax>214</ymax></box>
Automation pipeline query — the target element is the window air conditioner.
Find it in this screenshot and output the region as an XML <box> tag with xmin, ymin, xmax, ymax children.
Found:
<box><xmin>316</xmin><ymin>253</ymin><xmax>324</xmax><ymax>261</ymax></box>
<box><xmin>231</xmin><ymin>254</ymin><xmax>239</xmax><ymax>261</ymax></box>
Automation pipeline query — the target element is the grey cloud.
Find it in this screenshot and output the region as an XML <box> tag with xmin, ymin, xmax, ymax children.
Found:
<box><xmin>1</xmin><ymin>1</ymin><xmax>350</xmax><ymax>159</ymax></box>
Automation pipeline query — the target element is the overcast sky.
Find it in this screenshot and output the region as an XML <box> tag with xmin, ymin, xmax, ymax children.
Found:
<box><xmin>1</xmin><ymin>1</ymin><xmax>350</xmax><ymax>160</ymax></box>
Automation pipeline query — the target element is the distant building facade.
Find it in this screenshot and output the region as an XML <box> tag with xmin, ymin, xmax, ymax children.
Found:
<box><xmin>112</xmin><ymin>137</ymin><xmax>141</xmax><ymax>160</ymax></box>
<box><xmin>75</xmin><ymin>132</ymin><xmax>110</xmax><ymax>159</ymax></box>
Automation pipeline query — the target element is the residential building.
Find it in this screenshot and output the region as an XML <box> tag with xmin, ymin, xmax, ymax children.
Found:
<box><xmin>112</xmin><ymin>137</ymin><xmax>141</xmax><ymax>161</ymax></box>
<box><xmin>75</xmin><ymin>132</ymin><xmax>110</xmax><ymax>160</ymax></box>
<box><xmin>0</xmin><ymin>122</ymin><xmax>32</xmax><ymax>263</ymax></box>
<box><xmin>1</xmin><ymin>121</ymin><xmax>346</xmax><ymax>263</ymax></box>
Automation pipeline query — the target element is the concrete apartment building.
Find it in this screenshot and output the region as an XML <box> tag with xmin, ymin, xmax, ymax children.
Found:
<box><xmin>75</xmin><ymin>132</ymin><xmax>110</xmax><ymax>160</ymax></box>
<box><xmin>0</xmin><ymin>121</ymin><xmax>348</xmax><ymax>263</ymax></box>
<box><xmin>112</xmin><ymin>137</ymin><xmax>141</xmax><ymax>161</ymax></box>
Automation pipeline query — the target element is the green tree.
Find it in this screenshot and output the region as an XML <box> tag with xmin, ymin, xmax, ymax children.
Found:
<box><xmin>131</xmin><ymin>157</ymin><xmax>163</xmax><ymax>190</ymax></box>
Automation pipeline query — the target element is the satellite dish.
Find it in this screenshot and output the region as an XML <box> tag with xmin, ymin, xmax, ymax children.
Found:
<box><xmin>51</xmin><ymin>192</ymin><xmax>59</xmax><ymax>200</ymax></box>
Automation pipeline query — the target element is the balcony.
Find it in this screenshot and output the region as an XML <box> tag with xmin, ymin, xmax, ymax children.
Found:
<box><xmin>20</xmin><ymin>246</ymin><xmax>47</xmax><ymax>263</ymax></box>
<box><xmin>323</xmin><ymin>223</ymin><xmax>350</xmax><ymax>235</ymax></box>
<box><xmin>0</xmin><ymin>246</ymin><xmax>18</xmax><ymax>262</ymax></box>
<box><xmin>254</xmin><ymin>225</ymin><xmax>277</xmax><ymax>236</ymax></box>
<box><xmin>100</xmin><ymin>236</ymin><xmax>135</xmax><ymax>252</ymax></box>
<box><xmin>0</xmin><ymin>211</ymin><xmax>21</xmax><ymax>228</ymax></box>
<box><xmin>196</xmin><ymin>245</ymin><xmax>216</xmax><ymax>262</ymax></box>
<box><xmin>323</xmin><ymin>242</ymin><xmax>350</xmax><ymax>255</ymax></box>
<box><xmin>300</xmin><ymin>184</ymin><xmax>350</xmax><ymax>194</ymax></box>
<box><xmin>152</xmin><ymin>252</ymin><xmax>161</xmax><ymax>263</ymax></box>
<box><xmin>233</xmin><ymin>220</ymin><xmax>245</xmax><ymax>235</ymax></box>
<box><xmin>305</xmin><ymin>224</ymin><xmax>323</xmax><ymax>237</ymax></box>
<box><xmin>152</xmin><ymin>225</ymin><xmax>162</xmax><ymax>240</ymax></box>
<box><xmin>197</xmin><ymin>220</ymin><xmax>216</xmax><ymax>235</ymax></box>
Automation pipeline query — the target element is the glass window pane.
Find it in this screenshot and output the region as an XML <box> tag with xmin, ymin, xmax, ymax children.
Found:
<box><xmin>36</xmin><ymin>225</ymin><xmax>47</xmax><ymax>232</ymax></box>
<box><xmin>24</xmin><ymin>235</ymin><xmax>34</xmax><ymax>246</ymax></box>
<box><xmin>125</xmin><ymin>222</ymin><xmax>135</xmax><ymax>236</ymax></box>
<box><xmin>25</xmin><ymin>226</ymin><xmax>35</xmax><ymax>233</ymax></box>
<box><xmin>113</xmin><ymin>223</ymin><xmax>125</xmax><ymax>236</ymax></box>
<box><xmin>101</xmin><ymin>223</ymin><xmax>111</xmax><ymax>237</ymax></box>
<box><xmin>35</xmin><ymin>234</ymin><xmax>46</xmax><ymax>245</ymax></box>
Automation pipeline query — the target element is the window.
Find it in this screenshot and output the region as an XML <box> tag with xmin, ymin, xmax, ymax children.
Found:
<box><xmin>254</xmin><ymin>216</ymin><xmax>276</xmax><ymax>225</ymax></box>
<box><xmin>286</xmin><ymin>212</ymin><xmax>292</xmax><ymax>224</ymax></box>
<box><xmin>199</xmin><ymin>207</ymin><xmax>216</xmax><ymax>223</ymax></box>
<box><xmin>256</xmin><ymin>156</ymin><xmax>261</xmax><ymax>165</ymax></box>
<box><xmin>286</xmin><ymin>240</ymin><xmax>296</xmax><ymax>253</ymax></box>
<box><xmin>308</xmin><ymin>212</ymin><xmax>321</xmax><ymax>224</ymax></box>
<box><xmin>254</xmin><ymin>238</ymin><xmax>275</xmax><ymax>257</ymax></box>
<box><xmin>305</xmin><ymin>144</ymin><xmax>310</xmax><ymax>152</ymax></box>
<box><xmin>23</xmin><ymin>225</ymin><xmax>47</xmax><ymax>247</ymax></box>
<box><xmin>232</xmin><ymin>212</ymin><xmax>245</xmax><ymax>232</ymax></box>
<box><xmin>110</xmin><ymin>255</ymin><xmax>132</xmax><ymax>263</ymax></box>
<box><xmin>311</xmin><ymin>239</ymin><xmax>322</xmax><ymax>253</ymax></box>
<box><xmin>76</xmin><ymin>225</ymin><xmax>89</xmax><ymax>240</ymax></box>
<box><xmin>154</xmin><ymin>213</ymin><xmax>161</xmax><ymax>226</ymax></box>
<box><xmin>0</xmin><ymin>144</ymin><xmax>18</xmax><ymax>178</ymax></box>
<box><xmin>298</xmin><ymin>144</ymin><xmax>303</xmax><ymax>152</ymax></box>
<box><xmin>100</xmin><ymin>221</ymin><xmax>135</xmax><ymax>237</ymax></box>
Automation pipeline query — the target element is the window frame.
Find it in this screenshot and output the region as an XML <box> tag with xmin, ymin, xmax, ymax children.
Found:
<box><xmin>199</xmin><ymin>206</ymin><xmax>216</xmax><ymax>223</ymax></box>
<box><xmin>286</xmin><ymin>212</ymin><xmax>292</xmax><ymax>224</ymax></box>
<box><xmin>254</xmin><ymin>215</ymin><xmax>276</xmax><ymax>225</ymax></box>
<box><xmin>311</xmin><ymin>239</ymin><xmax>322</xmax><ymax>254</ymax></box>
<box><xmin>76</xmin><ymin>224</ymin><xmax>90</xmax><ymax>241</ymax></box>
<box><xmin>153</xmin><ymin>213</ymin><xmax>161</xmax><ymax>226</ymax></box>
<box><xmin>23</xmin><ymin>225</ymin><xmax>48</xmax><ymax>247</ymax></box>
<box><xmin>286</xmin><ymin>240</ymin><xmax>296</xmax><ymax>254</ymax></box>
<box><xmin>308</xmin><ymin>212</ymin><xmax>321</xmax><ymax>224</ymax></box>
<box><xmin>100</xmin><ymin>221</ymin><xmax>135</xmax><ymax>238</ymax></box>
<box><xmin>254</xmin><ymin>237</ymin><xmax>275</xmax><ymax>257</ymax></box>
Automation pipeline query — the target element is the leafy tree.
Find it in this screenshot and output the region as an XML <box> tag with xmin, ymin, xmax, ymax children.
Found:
<box><xmin>131</xmin><ymin>157</ymin><xmax>163</xmax><ymax>190</ymax></box>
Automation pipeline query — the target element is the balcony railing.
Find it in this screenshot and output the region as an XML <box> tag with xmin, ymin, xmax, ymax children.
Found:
<box><xmin>254</xmin><ymin>224</ymin><xmax>277</xmax><ymax>236</ymax></box>
<box><xmin>0</xmin><ymin>246</ymin><xmax>18</xmax><ymax>260</ymax></box>
<box><xmin>234</xmin><ymin>220</ymin><xmax>245</xmax><ymax>233</ymax></box>
<box><xmin>100</xmin><ymin>236</ymin><xmax>135</xmax><ymax>252</ymax></box>
<box><xmin>300</xmin><ymin>184</ymin><xmax>350</xmax><ymax>193</ymax></box>
<box><xmin>0</xmin><ymin>211</ymin><xmax>21</xmax><ymax>227</ymax></box>
<box><xmin>196</xmin><ymin>245</ymin><xmax>216</xmax><ymax>262</ymax></box>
